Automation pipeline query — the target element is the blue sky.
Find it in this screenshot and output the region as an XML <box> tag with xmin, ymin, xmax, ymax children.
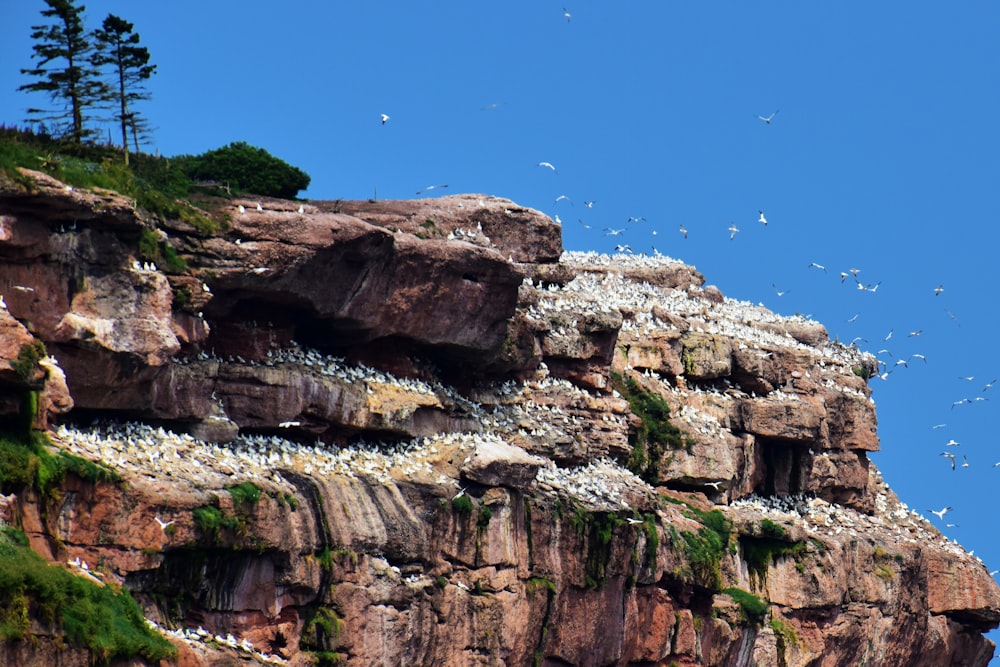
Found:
<box><xmin>4</xmin><ymin>0</ymin><xmax>1000</xmax><ymax>650</ymax></box>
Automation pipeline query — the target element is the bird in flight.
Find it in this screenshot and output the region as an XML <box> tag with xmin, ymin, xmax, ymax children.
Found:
<box><xmin>154</xmin><ymin>516</ymin><xmax>175</xmax><ymax>532</ymax></box>
<box><xmin>679</xmin><ymin>224</ymin><xmax>688</xmax><ymax>239</ymax></box>
<box><xmin>554</xmin><ymin>194</ymin><xmax>572</xmax><ymax>205</ymax></box>
<box><xmin>928</xmin><ymin>506</ymin><xmax>953</xmax><ymax>520</ymax></box>
<box><xmin>934</xmin><ymin>284</ymin><xmax>944</xmax><ymax>296</ymax></box>
<box><xmin>808</xmin><ymin>262</ymin><xmax>826</xmax><ymax>272</ymax></box>
<box><xmin>945</xmin><ymin>439</ymin><xmax>960</xmax><ymax>447</ymax></box>
<box><xmin>758</xmin><ymin>210</ymin><xmax>768</xmax><ymax>226</ymax></box>
<box><xmin>380</xmin><ymin>113</ymin><xmax>390</xmax><ymax>125</ymax></box>
<box><xmin>941</xmin><ymin>452</ymin><xmax>956</xmax><ymax>470</ymax></box>
<box><xmin>728</xmin><ymin>223</ymin><xmax>739</xmax><ymax>240</ymax></box>
<box><xmin>846</xmin><ymin>313</ymin><xmax>860</xmax><ymax>323</ymax></box>
<box><xmin>563</xmin><ymin>7</ymin><xmax>571</xmax><ymax>22</ymax></box>
<box><xmin>578</xmin><ymin>219</ymin><xmax>591</xmax><ymax>229</ymax></box>
<box><xmin>538</xmin><ymin>161</ymin><xmax>557</xmax><ymax>173</ymax></box>
<box><xmin>416</xmin><ymin>184</ymin><xmax>448</xmax><ymax>194</ymax></box>
<box><xmin>584</xmin><ymin>201</ymin><xmax>595</xmax><ymax>208</ymax></box>
<box><xmin>772</xmin><ymin>283</ymin><xmax>789</xmax><ymax>297</ymax></box>
<box><xmin>756</xmin><ymin>110</ymin><xmax>779</xmax><ymax>124</ymax></box>
<box><xmin>604</xmin><ymin>228</ymin><xmax>625</xmax><ymax>236</ymax></box>
<box><xmin>615</xmin><ymin>243</ymin><xmax>633</xmax><ymax>253</ymax></box>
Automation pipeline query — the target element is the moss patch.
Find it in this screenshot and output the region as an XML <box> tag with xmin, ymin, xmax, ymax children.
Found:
<box><xmin>611</xmin><ymin>371</ymin><xmax>691</xmax><ymax>484</ymax></box>
<box><xmin>723</xmin><ymin>586</ymin><xmax>768</xmax><ymax>625</ymax></box>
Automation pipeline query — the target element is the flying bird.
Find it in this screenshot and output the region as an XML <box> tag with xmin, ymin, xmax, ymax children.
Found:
<box><xmin>583</xmin><ymin>201</ymin><xmax>595</xmax><ymax>208</ymax></box>
<box><xmin>154</xmin><ymin>516</ymin><xmax>175</xmax><ymax>532</ymax></box>
<box><xmin>758</xmin><ymin>210</ymin><xmax>768</xmax><ymax>225</ymax></box>
<box><xmin>756</xmin><ymin>110</ymin><xmax>779</xmax><ymax>124</ymax></box>
<box><xmin>941</xmin><ymin>452</ymin><xmax>956</xmax><ymax>470</ymax></box>
<box><xmin>934</xmin><ymin>284</ymin><xmax>944</xmax><ymax>296</ymax></box>
<box><xmin>772</xmin><ymin>283</ymin><xmax>789</xmax><ymax>297</ymax></box>
<box><xmin>562</xmin><ymin>7</ymin><xmax>571</xmax><ymax>22</ymax></box>
<box><xmin>615</xmin><ymin>244</ymin><xmax>633</xmax><ymax>253</ymax></box>
<box><xmin>928</xmin><ymin>506</ymin><xmax>953</xmax><ymax>520</ymax></box>
<box><xmin>537</xmin><ymin>161</ymin><xmax>557</xmax><ymax>173</ymax></box>
<box><xmin>380</xmin><ymin>113</ymin><xmax>390</xmax><ymax>125</ymax></box>
<box><xmin>728</xmin><ymin>223</ymin><xmax>739</xmax><ymax>240</ymax></box>
<box><xmin>846</xmin><ymin>313</ymin><xmax>860</xmax><ymax>323</ymax></box>
<box><xmin>554</xmin><ymin>195</ymin><xmax>572</xmax><ymax>205</ymax></box>
<box><xmin>416</xmin><ymin>184</ymin><xmax>448</xmax><ymax>194</ymax></box>
<box><xmin>578</xmin><ymin>219</ymin><xmax>591</xmax><ymax>229</ymax></box>
<box><xmin>808</xmin><ymin>262</ymin><xmax>826</xmax><ymax>272</ymax></box>
<box><xmin>679</xmin><ymin>224</ymin><xmax>688</xmax><ymax>239</ymax></box>
<box><xmin>604</xmin><ymin>228</ymin><xmax>625</xmax><ymax>236</ymax></box>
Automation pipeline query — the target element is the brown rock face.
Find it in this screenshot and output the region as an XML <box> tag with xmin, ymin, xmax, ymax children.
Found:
<box><xmin>1</xmin><ymin>172</ymin><xmax>998</xmax><ymax>666</ymax></box>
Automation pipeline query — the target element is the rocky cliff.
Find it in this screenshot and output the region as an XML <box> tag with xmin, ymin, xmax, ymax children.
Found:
<box><xmin>0</xmin><ymin>167</ymin><xmax>998</xmax><ymax>666</ymax></box>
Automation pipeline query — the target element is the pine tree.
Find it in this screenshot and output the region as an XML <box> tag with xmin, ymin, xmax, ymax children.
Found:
<box><xmin>91</xmin><ymin>14</ymin><xmax>156</xmax><ymax>164</ymax></box>
<box><xmin>18</xmin><ymin>0</ymin><xmax>105</xmax><ymax>144</ymax></box>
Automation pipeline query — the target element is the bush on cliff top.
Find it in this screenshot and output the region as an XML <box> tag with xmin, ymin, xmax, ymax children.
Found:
<box><xmin>178</xmin><ymin>141</ymin><xmax>310</xmax><ymax>199</ymax></box>
<box><xmin>0</xmin><ymin>527</ymin><xmax>175</xmax><ymax>663</ymax></box>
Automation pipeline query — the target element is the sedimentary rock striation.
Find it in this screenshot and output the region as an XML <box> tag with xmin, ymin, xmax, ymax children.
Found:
<box><xmin>1</xmin><ymin>168</ymin><xmax>998</xmax><ymax>666</ymax></box>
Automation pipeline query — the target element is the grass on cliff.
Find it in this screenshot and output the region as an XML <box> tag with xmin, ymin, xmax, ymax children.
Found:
<box><xmin>0</xmin><ymin>125</ymin><xmax>223</xmax><ymax>236</ymax></box>
<box><xmin>611</xmin><ymin>371</ymin><xmax>692</xmax><ymax>484</ymax></box>
<box><xmin>0</xmin><ymin>527</ymin><xmax>175</xmax><ymax>663</ymax></box>
<box><xmin>723</xmin><ymin>586</ymin><xmax>769</xmax><ymax>625</ymax></box>
<box><xmin>663</xmin><ymin>496</ymin><xmax>732</xmax><ymax>591</ymax></box>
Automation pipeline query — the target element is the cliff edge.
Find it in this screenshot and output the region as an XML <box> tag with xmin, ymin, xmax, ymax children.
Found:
<box><xmin>0</xmin><ymin>168</ymin><xmax>997</xmax><ymax>666</ymax></box>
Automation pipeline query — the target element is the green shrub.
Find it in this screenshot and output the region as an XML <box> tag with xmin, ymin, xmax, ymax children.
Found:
<box><xmin>180</xmin><ymin>141</ymin><xmax>310</xmax><ymax>199</ymax></box>
<box><xmin>451</xmin><ymin>494</ymin><xmax>473</xmax><ymax>514</ymax></box>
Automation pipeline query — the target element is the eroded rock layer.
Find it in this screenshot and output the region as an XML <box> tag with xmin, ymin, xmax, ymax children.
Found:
<box><xmin>0</xmin><ymin>169</ymin><xmax>997</xmax><ymax>666</ymax></box>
